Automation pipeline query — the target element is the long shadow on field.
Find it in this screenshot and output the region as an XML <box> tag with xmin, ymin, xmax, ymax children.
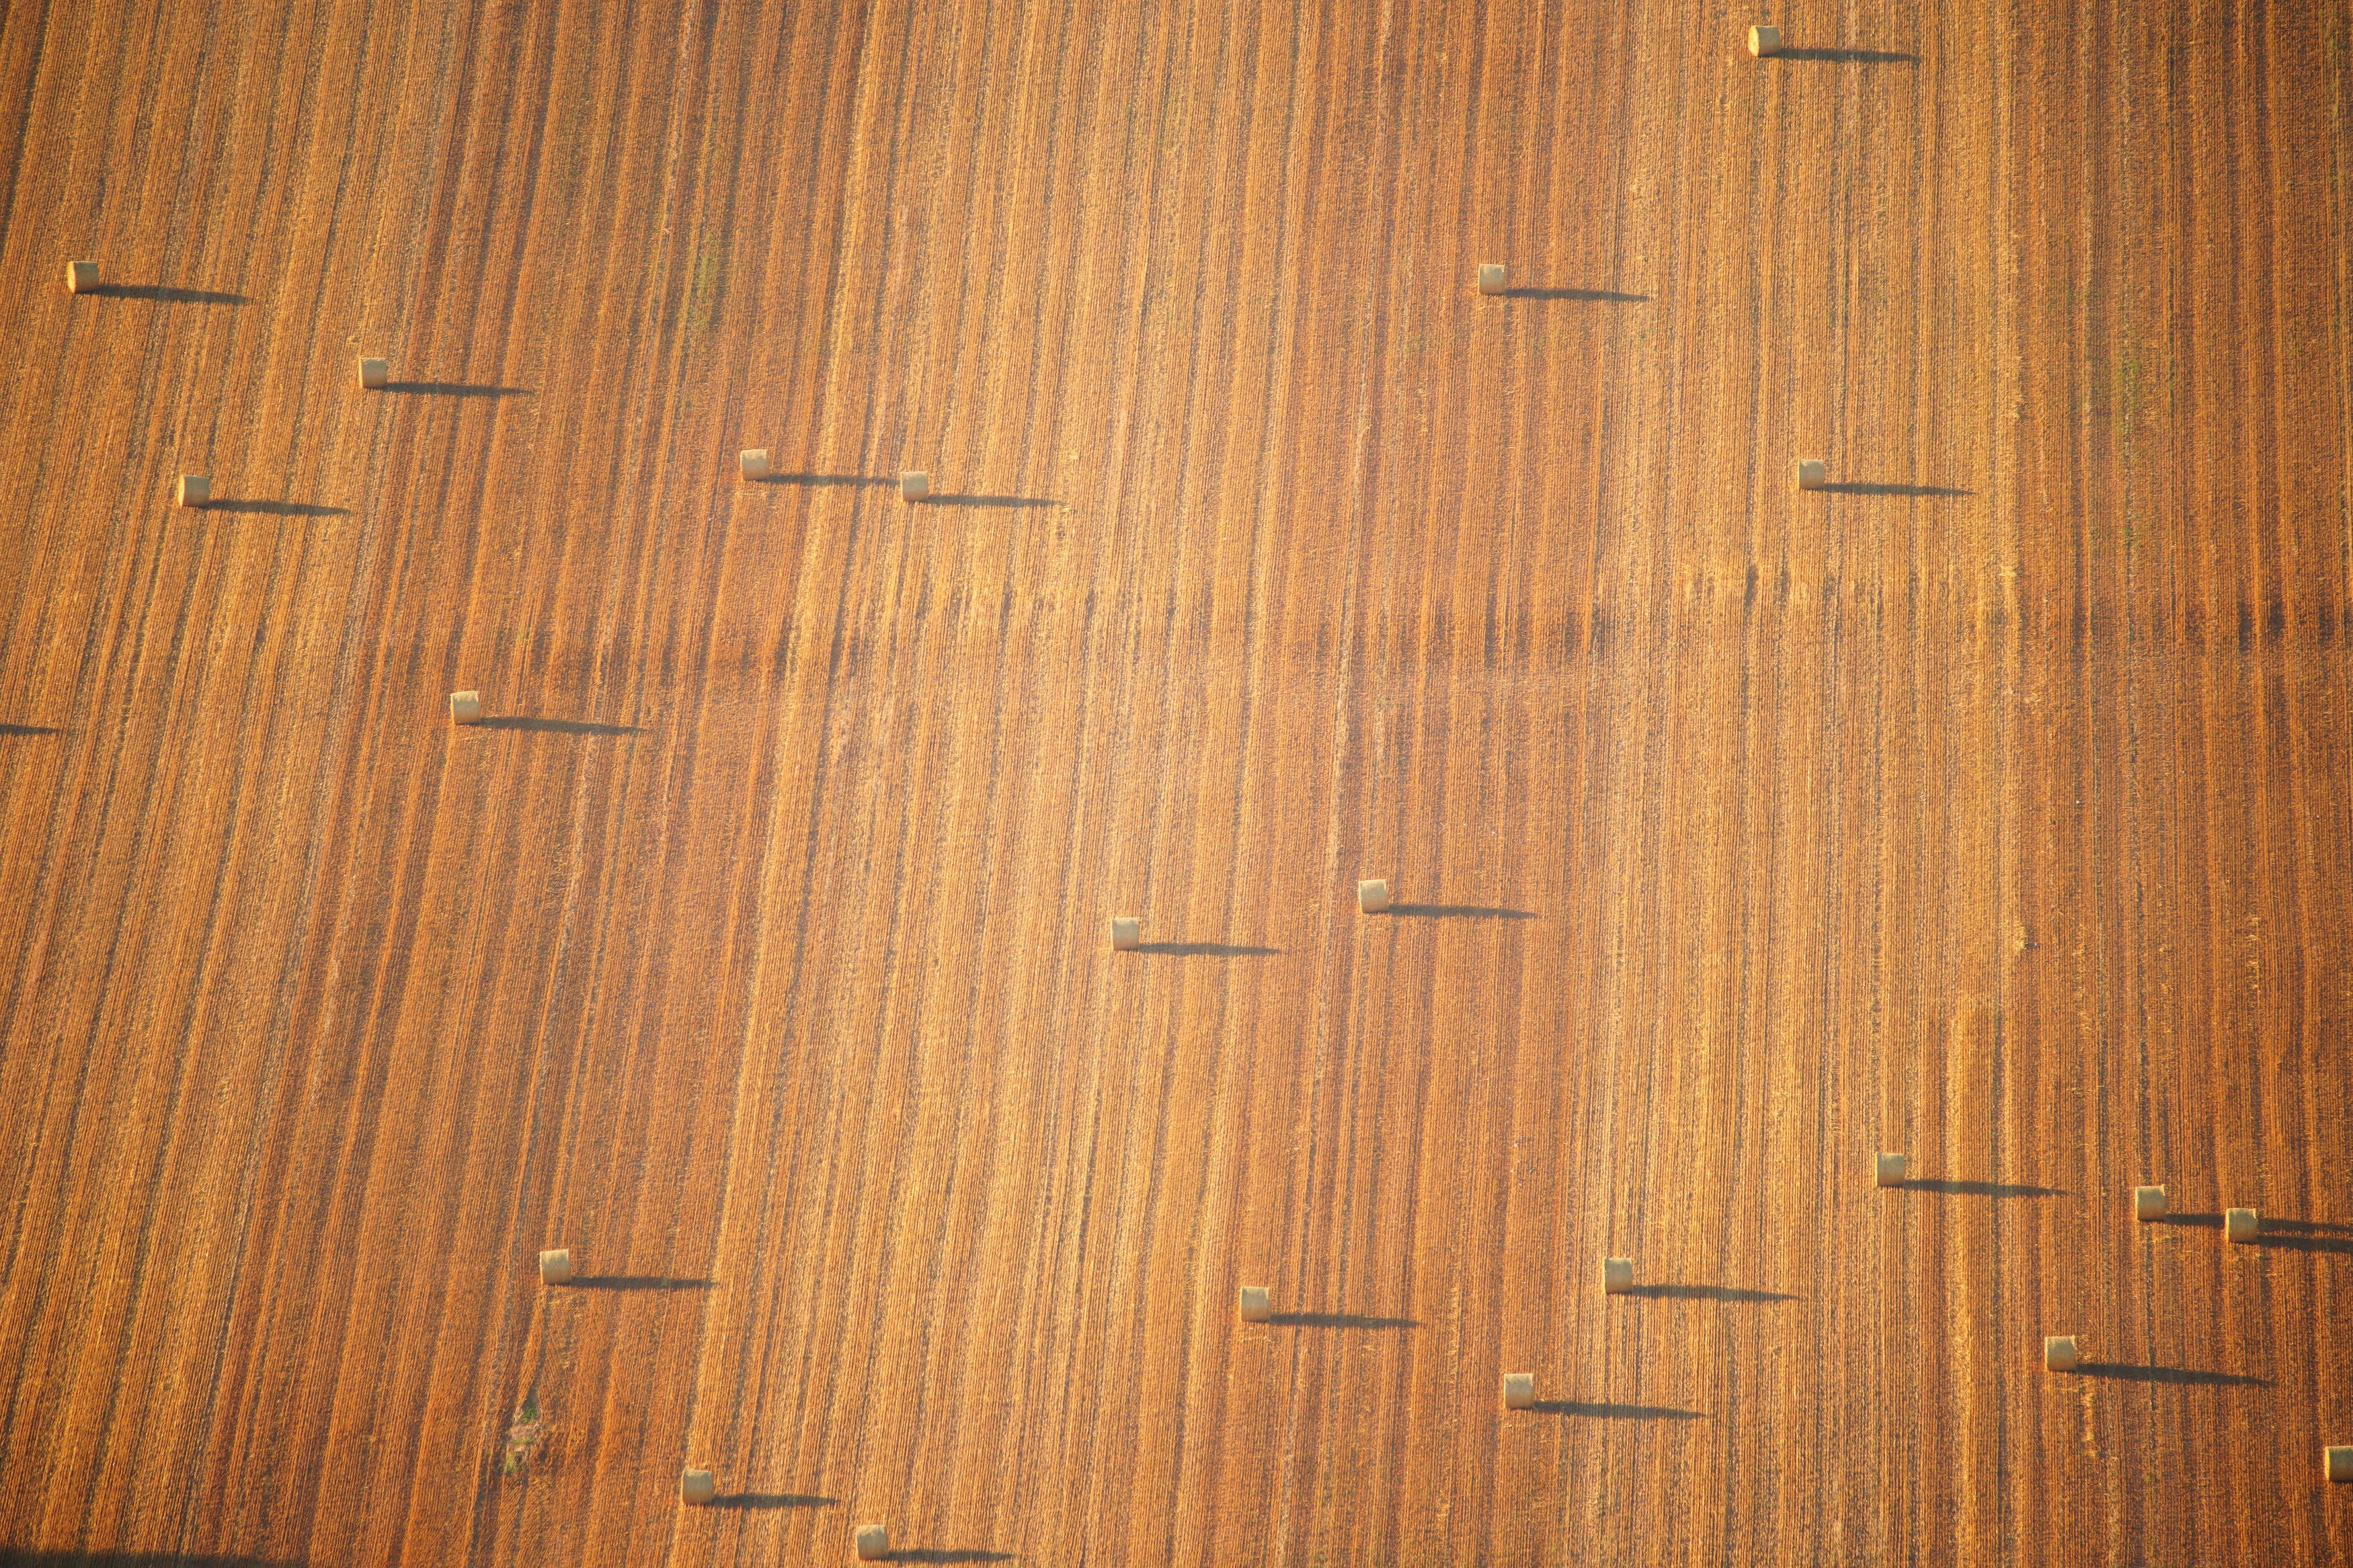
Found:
<box><xmin>2145</xmin><ymin>1212</ymin><xmax>2353</xmax><ymax>1250</ymax></box>
<box><xmin>1267</xmin><ymin>1312</ymin><xmax>1419</xmax><ymax>1329</ymax></box>
<box><xmin>89</xmin><ymin>282</ymin><xmax>249</xmax><ymax>304</ymax></box>
<box><xmin>201</xmin><ymin>499</ymin><xmax>351</xmax><ymax>518</ymax></box>
<box><xmin>759</xmin><ymin>474</ymin><xmax>897</xmax><ymax>487</ymax></box>
<box><xmin>922</xmin><ymin>496</ymin><xmax>1064</xmax><ymax>510</ymax></box>
<box><xmin>1386</xmin><ymin>904</ymin><xmax>1537</xmax><ymax>920</ymax></box>
<box><xmin>1819</xmin><ymin>481</ymin><xmax>1971</xmax><ymax>497</ymax></box>
<box><xmin>1501</xmin><ymin>286</ymin><xmax>1648</xmax><ymax>302</ymax></box>
<box><xmin>887</xmin><ymin>1553</ymin><xmax>1014</xmax><ymax>1564</ymax></box>
<box><xmin>567</xmin><ymin>1275</ymin><xmax>717</xmax><ymax>1291</ymax></box>
<box><xmin>383</xmin><ymin>381</ymin><xmax>533</xmax><ymax>398</ymax></box>
<box><xmin>477</xmin><ymin>716</ymin><xmax>647</xmax><ymax>737</ymax></box>
<box><xmin>1896</xmin><ymin>1180</ymin><xmax>2063</xmax><ymax>1199</ymax></box>
<box><xmin>0</xmin><ymin>724</ymin><xmax>61</xmax><ymax>736</ymax></box>
<box><xmin>1620</xmin><ymin>1284</ymin><xmax>1796</xmax><ymax>1304</ymax></box>
<box><xmin>1530</xmin><ymin>1401</ymin><xmax>1704</xmax><ymax>1421</ymax></box>
<box><xmin>708</xmin><ymin>1493</ymin><xmax>836</xmax><ymax>1509</ymax></box>
<box><xmin>2077</xmin><ymin>1364</ymin><xmax>2269</xmax><ymax>1388</ymax></box>
<box><xmin>1133</xmin><ymin>942</ymin><xmax>1281</xmax><ymax>956</ymax></box>
<box><xmin>1776</xmin><ymin>48</ymin><xmax>1919</xmax><ymax>64</ymax></box>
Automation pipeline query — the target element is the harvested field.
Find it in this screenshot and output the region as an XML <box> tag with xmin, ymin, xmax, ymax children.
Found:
<box><xmin>1</xmin><ymin>0</ymin><xmax>2349</xmax><ymax>1565</ymax></box>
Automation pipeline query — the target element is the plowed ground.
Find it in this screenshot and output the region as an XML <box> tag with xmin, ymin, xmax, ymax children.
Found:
<box><xmin>1</xmin><ymin>1</ymin><xmax>2348</xmax><ymax>1565</ymax></box>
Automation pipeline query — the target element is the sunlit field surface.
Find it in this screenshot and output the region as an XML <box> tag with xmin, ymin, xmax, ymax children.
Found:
<box><xmin>1</xmin><ymin>3</ymin><xmax>2347</xmax><ymax>1565</ymax></box>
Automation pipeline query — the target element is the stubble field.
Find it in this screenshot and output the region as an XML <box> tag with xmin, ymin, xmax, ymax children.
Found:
<box><xmin>0</xmin><ymin>1</ymin><xmax>2348</xmax><ymax>1565</ymax></box>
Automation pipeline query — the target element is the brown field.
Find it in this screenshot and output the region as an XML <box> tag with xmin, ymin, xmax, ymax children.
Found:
<box><xmin>1</xmin><ymin>1</ymin><xmax>2348</xmax><ymax>1564</ymax></box>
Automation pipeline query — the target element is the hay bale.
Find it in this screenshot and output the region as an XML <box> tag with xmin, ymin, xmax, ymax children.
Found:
<box><xmin>681</xmin><ymin>1470</ymin><xmax>715</xmax><ymax>1505</ymax></box>
<box><xmin>1749</xmin><ymin>25</ymin><xmax>1782</xmax><ymax>56</ymax></box>
<box><xmin>1112</xmin><ymin>917</ymin><xmax>1140</xmax><ymax>950</ymax></box>
<box><xmin>2044</xmin><ymin>1336</ymin><xmax>2079</xmax><ymax>1372</ymax></box>
<box><xmin>450</xmin><ymin>691</ymin><xmax>484</xmax><ymax>725</ymax></box>
<box><xmin>1874</xmin><ymin>1153</ymin><xmax>1907</xmax><ymax>1187</ymax></box>
<box><xmin>740</xmin><ymin>449</ymin><xmax>772</xmax><ymax>481</ymax></box>
<box><xmin>177</xmin><ymin>475</ymin><xmax>210</xmax><ymax>508</ymax></box>
<box><xmin>67</xmin><ymin>261</ymin><xmax>99</xmax><ymax>294</ymax></box>
<box><xmin>1796</xmin><ymin>459</ymin><xmax>1827</xmax><ymax>491</ymax></box>
<box><xmin>1478</xmin><ymin>264</ymin><xmax>1507</xmax><ymax>295</ymax></box>
<box><xmin>358</xmin><ymin>358</ymin><xmax>389</xmax><ymax>389</ymax></box>
<box><xmin>901</xmin><ymin>471</ymin><xmax>930</xmax><ymax>501</ymax></box>
<box><xmin>2134</xmin><ymin>1186</ymin><xmax>2167</xmax><ymax>1222</ymax></box>
<box><xmin>1359</xmin><ymin>879</ymin><xmax>1391</xmax><ymax>913</ymax></box>
<box><xmin>1603</xmin><ymin>1258</ymin><xmax>1634</xmax><ymax>1294</ymax></box>
<box><xmin>539</xmin><ymin>1249</ymin><xmax>573</xmax><ymax>1284</ymax></box>
<box><xmin>855</xmin><ymin>1524</ymin><xmax>889</xmax><ymax>1560</ymax></box>
<box><xmin>2226</xmin><ymin>1208</ymin><xmax>2259</xmax><ymax>1243</ymax></box>
<box><xmin>1239</xmin><ymin>1286</ymin><xmax>1273</xmax><ymax>1323</ymax></box>
<box><xmin>1502</xmin><ymin>1373</ymin><xmax>1534</xmax><ymax>1409</ymax></box>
